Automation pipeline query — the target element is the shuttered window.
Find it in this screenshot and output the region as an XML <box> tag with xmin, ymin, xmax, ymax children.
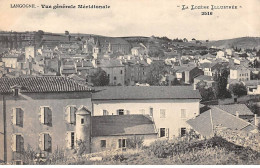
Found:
<box><xmin>118</xmin><ymin>139</ymin><xmax>126</xmax><ymax>148</ymax></box>
<box><xmin>66</xmin><ymin>132</ymin><xmax>75</xmax><ymax>149</ymax></box>
<box><xmin>40</xmin><ymin>107</ymin><xmax>52</xmax><ymax>125</ymax></box>
<box><xmin>66</xmin><ymin>106</ymin><xmax>77</xmax><ymax>124</ymax></box>
<box><xmin>181</xmin><ymin>109</ymin><xmax>187</xmax><ymax>119</ymax></box>
<box><xmin>39</xmin><ymin>133</ymin><xmax>51</xmax><ymax>151</ymax></box>
<box><xmin>12</xmin><ymin>108</ymin><xmax>23</xmax><ymax>126</ymax></box>
<box><xmin>12</xmin><ymin>134</ymin><xmax>24</xmax><ymax>152</ymax></box>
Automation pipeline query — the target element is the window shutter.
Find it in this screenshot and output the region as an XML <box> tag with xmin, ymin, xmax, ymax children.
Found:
<box><xmin>39</xmin><ymin>134</ymin><xmax>44</xmax><ymax>151</ymax></box>
<box><xmin>157</xmin><ymin>129</ymin><xmax>160</xmax><ymax>138</ymax></box>
<box><xmin>70</xmin><ymin>107</ymin><xmax>76</xmax><ymax>124</ymax></box>
<box><xmin>16</xmin><ymin>135</ymin><xmax>23</xmax><ymax>152</ymax></box>
<box><xmin>16</xmin><ymin>108</ymin><xmax>22</xmax><ymax>126</ymax></box>
<box><xmin>166</xmin><ymin>128</ymin><xmax>169</xmax><ymax>138</ymax></box>
<box><xmin>44</xmin><ymin>134</ymin><xmax>48</xmax><ymax>151</ymax></box>
<box><xmin>20</xmin><ymin>135</ymin><xmax>24</xmax><ymax>152</ymax></box>
<box><xmin>12</xmin><ymin>134</ymin><xmax>17</xmax><ymax>151</ymax></box>
<box><xmin>66</xmin><ymin>132</ymin><xmax>71</xmax><ymax>149</ymax></box>
<box><xmin>47</xmin><ymin>134</ymin><xmax>51</xmax><ymax>151</ymax></box>
<box><xmin>47</xmin><ymin>108</ymin><xmax>52</xmax><ymax>125</ymax></box>
<box><xmin>66</xmin><ymin>107</ymin><xmax>71</xmax><ymax>123</ymax></box>
<box><xmin>118</xmin><ymin>139</ymin><xmax>122</xmax><ymax>148</ymax></box>
<box><xmin>40</xmin><ymin>107</ymin><xmax>45</xmax><ymax>124</ymax></box>
<box><xmin>12</xmin><ymin>108</ymin><xmax>17</xmax><ymax>125</ymax></box>
<box><xmin>126</xmin><ymin>110</ymin><xmax>130</xmax><ymax>115</ymax></box>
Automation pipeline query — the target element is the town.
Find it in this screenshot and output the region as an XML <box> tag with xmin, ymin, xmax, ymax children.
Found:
<box><xmin>0</xmin><ymin>30</ymin><xmax>260</xmax><ymax>165</ymax></box>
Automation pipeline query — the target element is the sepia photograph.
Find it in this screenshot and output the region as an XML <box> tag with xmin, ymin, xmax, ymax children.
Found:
<box><xmin>0</xmin><ymin>0</ymin><xmax>260</xmax><ymax>165</ymax></box>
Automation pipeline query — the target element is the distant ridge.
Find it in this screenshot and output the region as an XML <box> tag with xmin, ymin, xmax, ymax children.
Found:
<box><xmin>204</xmin><ymin>37</ymin><xmax>260</xmax><ymax>49</ymax></box>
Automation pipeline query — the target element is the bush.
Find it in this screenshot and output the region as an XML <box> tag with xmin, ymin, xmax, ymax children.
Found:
<box><xmin>112</xmin><ymin>154</ymin><xmax>127</xmax><ymax>162</ymax></box>
<box><xmin>126</xmin><ymin>136</ymin><xmax>144</xmax><ymax>149</ymax></box>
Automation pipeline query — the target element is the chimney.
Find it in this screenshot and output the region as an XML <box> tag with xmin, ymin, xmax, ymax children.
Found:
<box><xmin>255</xmin><ymin>114</ymin><xmax>259</xmax><ymax>127</ymax></box>
<box><xmin>236</xmin><ymin>111</ymin><xmax>239</xmax><ymax>118</ymax></box>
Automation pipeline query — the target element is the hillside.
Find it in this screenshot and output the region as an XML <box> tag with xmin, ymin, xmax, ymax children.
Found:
<box><xmin>204</xmin><ymin>37</ymin><xmax>260</xmax><ymax>50</ymax></box>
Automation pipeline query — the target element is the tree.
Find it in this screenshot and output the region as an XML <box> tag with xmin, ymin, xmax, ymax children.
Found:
<box><xmin>213</xmin><ymin>69</ymin><xmax>232</xmax><ymax>99</ymax></box>
<box><xmin>229</xmin><ymin>83</ymin><xmax>247</xmax><ymax>97</ymax></box>
<box><xmin>147</xmin><ymin>61</ymin><xmax>169</xmax><ymax>86</ymax></box>
<box><xmin>91</xmin><ymin>68</ymin><xmax>109</xmax><ymax>86</ymax></box>
<box><xmin>196</xmin><ymin>81</ymin><xmax>216</xmax><ymax>101</ymax></box>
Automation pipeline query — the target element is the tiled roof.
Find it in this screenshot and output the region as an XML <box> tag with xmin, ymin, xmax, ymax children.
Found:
<box><xmin>187</xmin><ymin>107</ymin><xmax>257</xmax><ymax>137</ymax></box>
<box><xmin>211</xmin><ymin>104</ymin><xmax>254</xmax><ymax>116</ymax></box>
<box><xmin>0</xmin><ymin>76</ymin><xmax>91</xmax><ymax>94</ymax></box>
<box><xmin>194</xmin><ymin>75</ymin><xmax>214</xmax><ymax>81</ymax></box>
<box><xmin>92</xmin><ymin>86</ymin><xmax>201</xmax><ymax>100</ymax></box>
<box><xmin>91</xmin><ymin>115</ymin><xmax>156</xmax><ymax>137</ymax></box>
<box><xmin>98</xmin><ymin>59</ymin><xmax>124</xmax><ymax>68</ymax></box>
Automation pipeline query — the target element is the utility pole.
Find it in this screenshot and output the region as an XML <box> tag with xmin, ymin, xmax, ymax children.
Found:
<box><xmin>2</xmin><ymin>95</ymin><xmax>7</xmax><ymax>163</ymax></box>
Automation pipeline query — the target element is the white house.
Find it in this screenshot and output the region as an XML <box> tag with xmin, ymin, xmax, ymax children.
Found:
<box><xmin>92</xmin><ymin>86</ymin><xmax>201</xmax><ymax>138</ymax></box>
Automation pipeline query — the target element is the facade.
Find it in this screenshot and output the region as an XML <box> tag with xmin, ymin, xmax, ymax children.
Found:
<box><xmin>92</xmin><ymin>86</ymin><xmax>201</xmax><ymax>138</ymax></box>
<box><xmin>25</xmin><ymin>46</ymin><xmax>35</xmax><ymax>60</ymax></box>
<box><xmin>1</xmin><ymin>57</ymin><xmax>18</xmax><ymax>68</ymax></box>
<box><xmin>0</xmin><ymin>77</ymin><xmax>92</xmax><ymax>164</ymax></box>
<box><xmin>230</xmin><ymin>65</ymin><xmax>251</xmax><ymax>81</ymax></box>
<box><xmin>124</xmin><ymin>60</ymin><xmax>150</xmax><ymax>85</ymax></box>
<box><xmin>98</xmin><ymin>59</ymin><xmax>125</xmax><ymax>86</ymax></box>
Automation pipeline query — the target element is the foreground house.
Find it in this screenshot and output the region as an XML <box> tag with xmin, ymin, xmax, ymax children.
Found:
<box><xmin>92</xmin><ymin>86</ymin><xmax>201</xmax><ymax>138</ymax></box>
<box><xmin>0</xmin><ymin>77</ymin><xmax>93</xmax><ymax>164</ymax></box>
<box><xmin>187</xmin><ymin>106</ymin><xmax>259</xmax><ymax>138</ymax></box>
<box><xmin>0</xmin><ymin>77</ymin><xmax>157</xmax><ymax>164</ymax></box>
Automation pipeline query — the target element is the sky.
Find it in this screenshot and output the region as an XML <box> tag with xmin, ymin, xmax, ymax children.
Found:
<box><xmin>0</xmin><ymin>0</ymin><xmax>259</xmax><ymax>41</ymax></box>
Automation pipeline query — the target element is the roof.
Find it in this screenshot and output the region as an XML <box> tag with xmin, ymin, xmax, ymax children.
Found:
<box><xmin>211</xmin><ymin>104</ymin><xmax>254</xmax><ymax>116</ymax></box>
<box><xmin>92</xmin><ymin>86</ymin><xmax>201</xmax><ymax>100</ymax></box>
<box><xmin>242</xmin><ymin>80</ymin><xmax>260</xmax><ymax>86</ymax></box>
<box><xmin>187</xmin><ymin>107</ymin><xmax>257</xmax><ymax>137</ymax></box>
<box><xmin>98</xmin><ymin>59</ymin><xmax>124</xmax><ymax>68</ymax></box>
<box><xmin>0</xmin><ymin>76</ymin><xmax>92</xmax><ymax>94</ymax></box>
<box><xmin>91</xmin><ymin>115</ymin><xmax>156</xmax><ymax>137</ymax></box>
<box><xmin>76</xmin><ymin>106</ymin><xmax>91</xmax><ymax>115</ymax></box>
<box><xmin>194</xmin><ymin>75</ymin><xmax>214</xmax><ymax>81</ymax></box>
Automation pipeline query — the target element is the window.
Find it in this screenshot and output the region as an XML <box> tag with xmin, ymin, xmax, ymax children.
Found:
<box><xmin>160</xmin><ymin>109</ymin><xmax>166</xmax><ymax>118</ymax></box>
<box><xmin>114</xmin><ymin>76</ymin><xmax>117</xmax><ymax>80</ymax></box>
<box><xmin>181</xmin><ymin>128</ymin><xmax>186</xmax><ymax>137</ymax></box>
<box><xmin>40</xmin><ymin>107</ymin><xmax>52</xmax><ymax>125</ymax></box>
<box><xmin>120</xmin><ymin>70</ymin><xmax>123</xmax><ymax>74</ymax></box>
<box><xmin>118</xmin><ymin>139</ymin><xmax>126</xmax><ymax>148</ymax></box>
<box><xmin>66</xmin><ymin>106</ymin><xmax>77</xmax><ymax>124</ymax></box>
<box><xmin>139</xmin><ymin>109</ymin><xmax>145</xmax><ymax>115</ymax></box>
<box><xmin>181</xmin><ymin>109</ymin><xmax>186</xmax><ymax>119</ymax></box>
<box><xmin>12</xmin><ymin>134</ymin><xmax>24</xmax><ymax>152</ymax></box>
<box><xmin>101</xmin><ymin>140</ymin><xmax>106</xmax><ymax>148</ymax></box>
<box><xmin>39</xmin><ymin>133</ymin><xmax>51</xmax><ymax>151</ymax></box>
<box><xmin>12</xmin><ymin>108</ymin><xmax>23</xmax><ymax>126</ymax></box>
<box><xmin>158</xmin><ymin>128</ymin><xmax>169</xmax><ymax>138</ymax></box>
<box><xmin>117</xmin><ymin>109</ymin><xmax>124</xmax><ymax>115</ymax></box>
<box><xmin>14</xmin><ymin>89</ymin><xmax>19</xmax><ymax>97</ymax></box>
<box><xmin>81</xmin><ymin>118</ymin><xmax>84</xmax><ymax>124</ymax></box>
<box><xmin>67</xmin><ymin>132</ymin><xmax>75</xmax><ymax>149</ymax></box>
<box><xmin>149</xmin><ymin>108</ymin><xmax>153</xmax><ymax>116</ymax></box>
<box><xmin>103</xmin><ymin>110</ymin><xmax>109</xmax><ymax>115</ymax></box>
<box><xmin>108</xmin><ymin>74</ymin><xmax>110</xmax><ymax>79</ymax></box>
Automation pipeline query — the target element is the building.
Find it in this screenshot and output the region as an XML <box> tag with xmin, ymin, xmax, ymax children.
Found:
<box><xmin>98</xmin><ymin>59</ymin><xmax>125</xmax><ymax>86</ymax></box>
<box><xmin>0</xmin><ymin>77</ymin><xmax>92</xmax><ymax>164</ymax></box>
<box><xmin>25</xmin><ymin>46</ymin><xmax>35</xmax><ymax>60</ymax></box>
<box><xmin>210</xmin><ymin>104</ymin><xmax>255</xmax><ymax>121</ymax></box>
<box><xmin>187</xmin><ymin>106</ymin><xmax>258</xmax><ymax>138</ymax></box>
<box><xmin>92</xmin><ymin>86</ymin><xmax>201</xmax><ymax>138</ymax></box>
<box><xmin>174</xmin><ymin>66</ymin><xmax>203</xmax><ymax>84</ymax></box>
<box><xmin>124</xmin><ymin>59</ymin><xmax>150</xmax><ymax>85</ymax></box>
<box><xmin>91</xmin><ymin>115</ymin><xmax>157</xmax><ymax>153</ymax></box>
<box><xmin>230</xmin><ymin>65</ymin><xmax>250</xmax><ymax>81</ymax></box>
<box><xmin>194</xmin><ymin>75</ymin><xmax>216</xmax><ymax>89</ymax></box>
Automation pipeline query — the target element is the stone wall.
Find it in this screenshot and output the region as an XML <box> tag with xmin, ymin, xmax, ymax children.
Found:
<box><xmin>215</xmin><ymin>126</ymin><xmax>260</xmax><ymax>152</ymax></box>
